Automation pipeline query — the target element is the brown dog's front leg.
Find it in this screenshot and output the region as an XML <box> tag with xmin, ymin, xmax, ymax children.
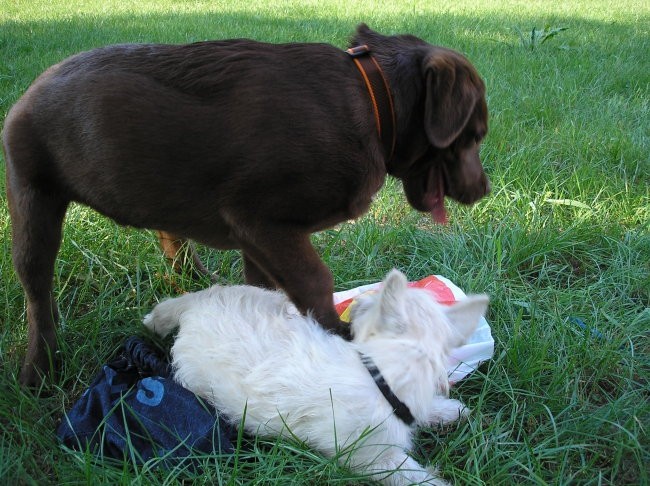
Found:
<box><xmin>156</xmin><ymin>231</ymin><xmax>213</xmax><ymax>280</ymax></box>
<box><xmin>243</xmin><ymin>254</ymin><xmax>278</xmax><ymax>290</ymax></box>
<box><xmin>239</xmin><ymin>232</ymin><xmax>347</xmax><ymax>336</ymax></box>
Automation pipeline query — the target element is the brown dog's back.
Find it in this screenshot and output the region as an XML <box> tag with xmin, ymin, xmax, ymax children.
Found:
<box><xmin>10</xmin><ymin>40</ymin><xmax>384</xmax><ymax>236</ymax></box>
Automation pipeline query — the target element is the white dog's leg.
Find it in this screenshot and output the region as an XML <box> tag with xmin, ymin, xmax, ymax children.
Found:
<box><xmin>364</xmin><ymin>453</ymin><xmax>451</xmax><ymax>486</ymax></box>
<box><xmin>427</xmin><ymin>398</ymin><xmax>470</xmax><ymax>426</ymax></box>
<box><xmin>143</xmin><ymin>291</ymin><xmax>203</xmax><ymax>337</ymax></box>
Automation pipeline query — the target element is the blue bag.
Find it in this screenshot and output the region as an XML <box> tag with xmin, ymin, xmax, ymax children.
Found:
<box><xmin>56</xmin><ymin>336</ymin><xmax>235</xmax><ymax>463</ymax></box>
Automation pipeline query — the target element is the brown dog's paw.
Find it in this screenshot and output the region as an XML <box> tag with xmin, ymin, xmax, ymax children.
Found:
<box><xmin>330</xmin><ymin>323</ymin><xmax>353</xmax><ymax>341</ymax></box>
<box><xmin>19</xmin><ymin>362</ymin><xmax>57</xmax><ymax>393</ymax></box>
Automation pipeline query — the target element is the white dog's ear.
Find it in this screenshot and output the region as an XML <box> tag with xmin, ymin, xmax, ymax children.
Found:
<box><xmin>445</xmin><ymin>294</ymin><xmax>489</xmax><ymax>346</ymax></box>
<box><xmin>378</xmin><ymin>269</ymin><xmax>409</xmax><ymax>332</ymax></box>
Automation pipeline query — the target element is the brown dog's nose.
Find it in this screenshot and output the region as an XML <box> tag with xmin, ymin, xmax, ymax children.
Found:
<box><xmin>459</xmin><ymin>172</ymin><xmax>490</xmax><ymax>204</ymax></box>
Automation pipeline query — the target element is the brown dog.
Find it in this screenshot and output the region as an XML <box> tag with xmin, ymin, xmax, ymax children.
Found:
<box><xmin>3</xmin><ymin>25</ymin><xmax>489</xmax><ymax>386</ymax></box>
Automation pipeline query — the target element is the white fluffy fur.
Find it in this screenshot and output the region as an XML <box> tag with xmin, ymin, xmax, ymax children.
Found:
<box><xmin>143</xmin><ymin>269</ymin><xmax>488</xmax><ymax>485</ymax></box>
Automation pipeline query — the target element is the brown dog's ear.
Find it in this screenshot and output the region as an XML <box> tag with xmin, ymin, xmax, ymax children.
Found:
<box><xmin>356</xmin><ymin>23</ymin><xmax>372</xmax><ymax>34</ymax></box>
<box><xmin>423</xmin><ymin>51</ymin><xmax>481</xmax><ymax>148</ymax></box>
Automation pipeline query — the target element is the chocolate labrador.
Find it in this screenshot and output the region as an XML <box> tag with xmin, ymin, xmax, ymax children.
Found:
<box><xmin>3</xmin><ymin>24</ymin><xmax>489</xmax><ymax>385</ymax></box>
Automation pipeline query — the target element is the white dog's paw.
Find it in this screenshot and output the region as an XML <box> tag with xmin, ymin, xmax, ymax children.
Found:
<box><xmin>444</xmin><ymin>398</ymin><xmax>470</xmax><ymax>423</ymax></box>
<box><xmin>141</xmin><ymin>297</ymin><xmax>185</xmax><ymax>337</ymax></box>
<box><xmin>367</xmin><ymin>454</ymin><xmax>451</xmax><ymax>486</ymax></box>
<box><xmin>458</xmin><ymin>402</ymin><xmax>471</xmax><ymax>420</ymax></box>
<box><xmin>429</xmin><ymin>398</ymin><xmax>470</xmax><ymax>426</ymax></box>
<box><xmin>424</xmin><ymin>465</ymin><xmax>453</xmax><ymax>486</ymax></box>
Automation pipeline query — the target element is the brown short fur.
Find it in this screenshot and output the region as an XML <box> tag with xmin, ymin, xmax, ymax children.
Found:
<box><xmin>3</xmin><ymin>25</ymin><xmax>489</xmax><ymax>386</ymax></box>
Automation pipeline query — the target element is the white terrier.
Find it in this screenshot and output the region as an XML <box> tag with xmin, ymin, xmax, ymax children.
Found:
<box><xmin>143</xmin><ymin>269</ymin><xmax>488</xmax><ymax>485</ymax></box>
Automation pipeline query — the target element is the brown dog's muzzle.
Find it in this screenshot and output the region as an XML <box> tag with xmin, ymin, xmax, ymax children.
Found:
<box><xmin>443</xmin><ymin>146</ymin><xmax>490</xmax><ymax>205</ymax></box>
<box><xmin>401</xmin><ymin>144</ymin><xmax>490</xmax><ymax>224</ymax></box>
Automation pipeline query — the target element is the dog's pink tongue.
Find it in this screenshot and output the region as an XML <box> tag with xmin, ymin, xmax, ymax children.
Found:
<box><xmin>424</xmin><ymin>166</ymin><xmax>448</xmax><ymax>224</ymax></box>
<box><xmin>431</xmin><ymin>199</ymin><xmax>448</xmax><ymax>224</ymax></box>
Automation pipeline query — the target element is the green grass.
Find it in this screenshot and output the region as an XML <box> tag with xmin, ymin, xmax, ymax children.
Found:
<box><xmin>1</xmin><ymin>0</ymin><xmax>648</xmax><ymax>483</ymax></box>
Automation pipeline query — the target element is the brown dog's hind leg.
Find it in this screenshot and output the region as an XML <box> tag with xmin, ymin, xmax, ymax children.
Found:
<box><xmin>157</xmin><ymin>231</ymin><xmax>213</xmax><ymax>281</ymax></box>
<box><xmin>6</xmin><ymin>180</ymin><xmax>68</xmax><ymax>386</ymax></box>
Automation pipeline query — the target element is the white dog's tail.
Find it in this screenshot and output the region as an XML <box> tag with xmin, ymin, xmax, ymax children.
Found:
<box><xmin>142</xmin><ymin>292</ymin><xmax>198</xmax><ymax>337</ymax></box>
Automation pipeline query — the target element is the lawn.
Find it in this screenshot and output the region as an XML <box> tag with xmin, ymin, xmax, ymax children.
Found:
<box><xmin>1</xmin><ymin>0</ymin><xmax>648</xmax><ymax>484</ymax></box>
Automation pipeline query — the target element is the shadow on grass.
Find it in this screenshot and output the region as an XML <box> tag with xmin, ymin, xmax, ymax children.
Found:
<box><xmin>0</xmin><ymin>7</ymin><xmax>648</xmax><ymax>114</ymax></box>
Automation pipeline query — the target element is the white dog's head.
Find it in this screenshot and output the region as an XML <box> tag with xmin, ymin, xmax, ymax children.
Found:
<box><xmin>350</xmin><ymin>269</ymin><xmax>489</xmax><ymax>400</ymax></box>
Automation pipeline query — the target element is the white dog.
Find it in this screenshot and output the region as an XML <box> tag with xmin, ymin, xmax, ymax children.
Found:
<box><xmin>143</xmin><ymin>269</ymin><xmax>488</xmax><ymax>485</ymax></box>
